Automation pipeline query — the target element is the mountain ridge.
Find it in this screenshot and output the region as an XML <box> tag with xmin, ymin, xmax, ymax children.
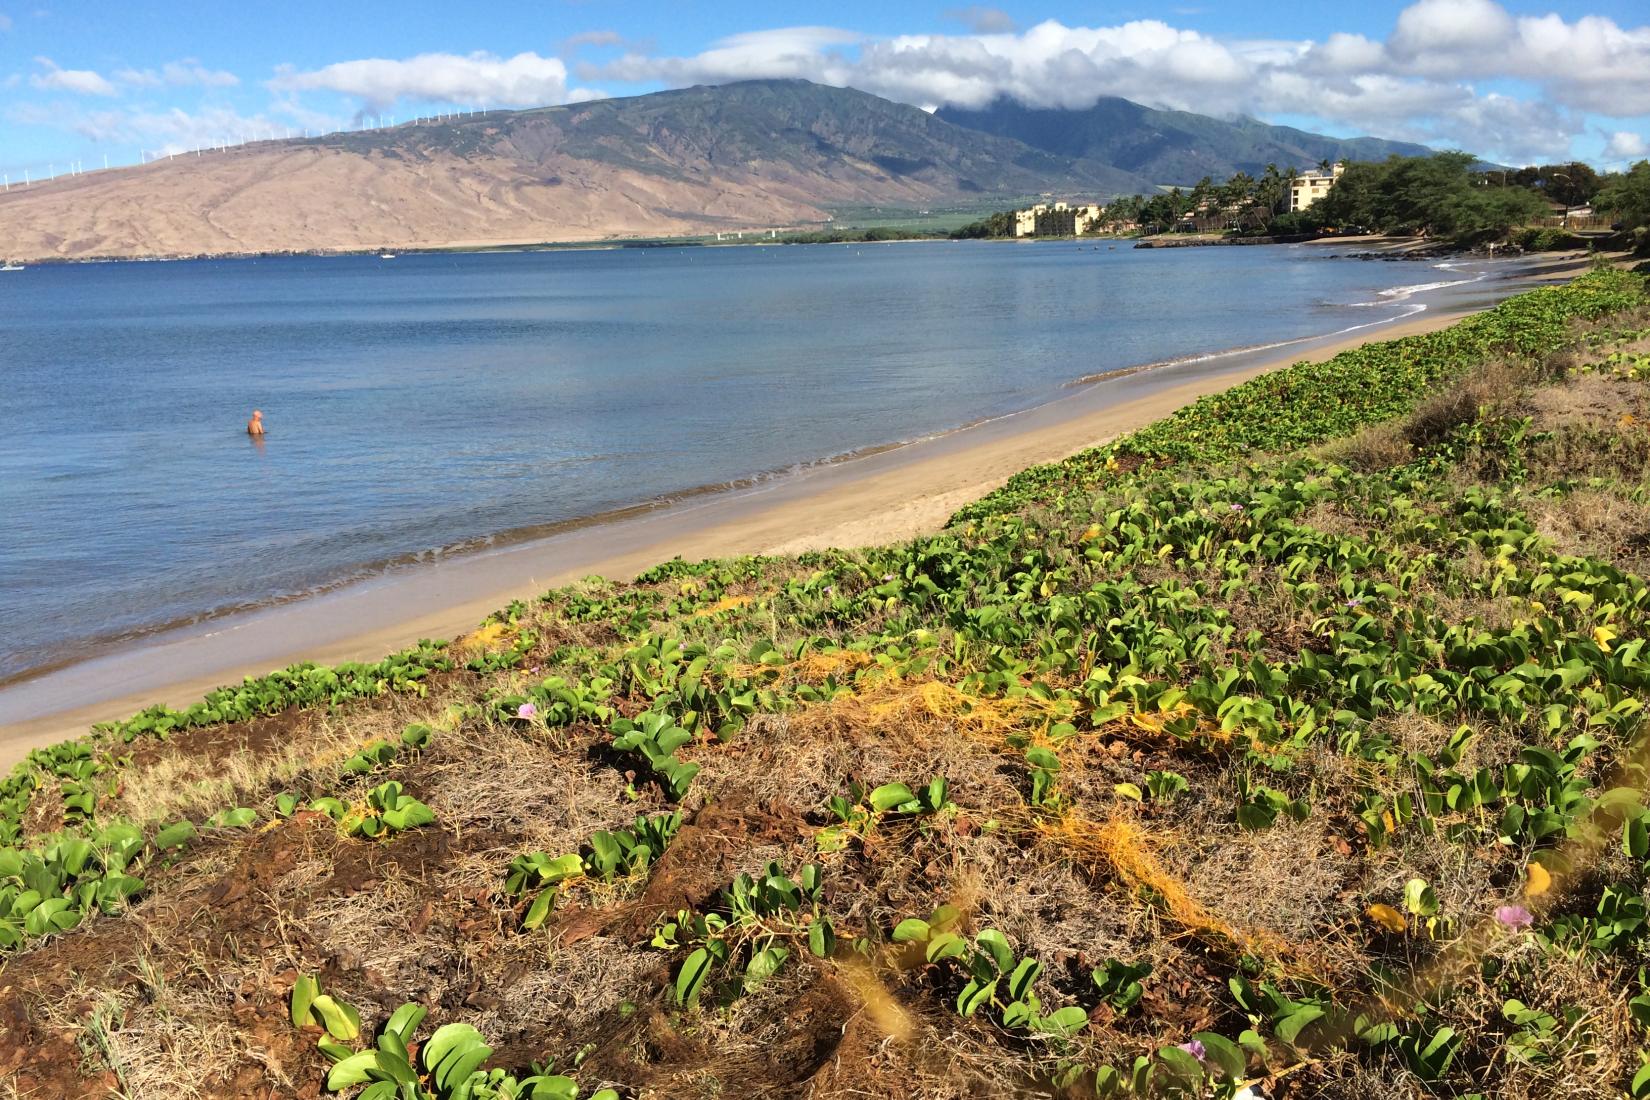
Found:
<box><xmin>0</xmin><ymin>81</ymin><xmax>1152</xmax><ymax>263</ymax></box>
<box><xmin>0</xmin><ymin>80</ymin><xmax>1437</xmax><ymax>262</ymax></box>
<box><xmin>936</xmin><ymin>95</ymin><xmax>1435</xmax><ymax>186</ymax></box>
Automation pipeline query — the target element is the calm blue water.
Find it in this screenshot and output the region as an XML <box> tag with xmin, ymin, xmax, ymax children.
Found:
<box><xmin>0</xmin><ymin>242</ymin><xmax>1500</xmax><ymax>682</ymax></box>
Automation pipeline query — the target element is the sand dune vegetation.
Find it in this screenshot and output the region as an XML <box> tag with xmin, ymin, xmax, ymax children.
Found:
<box><xmin>3</xmin><ymin>268</ymin><xmax>1650</xmax><ymax>1098</ymax></box>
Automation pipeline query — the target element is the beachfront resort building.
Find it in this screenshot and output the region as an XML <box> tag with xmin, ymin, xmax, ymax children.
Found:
<box><xmin>1288</xmin><ymin>163</ymin><xmax>1346</xmax><ymax>212</ymax></box>
<box><xmin>1013</xmin><ymin>201</ymin><xmax>1105</xmax><ymax>237</ymax></box>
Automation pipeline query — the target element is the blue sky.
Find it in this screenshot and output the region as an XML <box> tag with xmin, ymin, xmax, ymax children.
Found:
<box><xmin>3</xmin><ymin>0</ymin><xmax>1648</xmax><ymax>180</ymax></box>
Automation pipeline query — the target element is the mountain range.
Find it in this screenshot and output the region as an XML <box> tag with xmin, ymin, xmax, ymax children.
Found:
<box><xmin>0</xmin><ymin>80</ymin><xmax>1435</xmax><ymax>262</ymax></box>
<box><xmin>937</xmin><ymin>97</ymin><xmax>1435</xmax><ymax>186</ymax></box>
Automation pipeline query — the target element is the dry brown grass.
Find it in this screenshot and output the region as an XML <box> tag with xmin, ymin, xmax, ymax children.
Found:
<box><xmin>1046</xmin><ymin>813</ymin><xmax>1289</xmax><ymax>958</ymax></box>
<box><xmin>1525</xmin><ymin>490</ymin><xmax>1650</xmax><ymax>567</ymax></box>
<box><xmin>1527</xmin><ymin>371</ymin><xmax>1647</xmax><ymax>429</ymax></box>
<box><xmin>106</xmin><ymin>693</ymin><xmax>453</xmax><ymax>829</ymax></box>
<box><xmin>967</xmin><ymin>856</ymin><xmax>1140</xmax><ymax>974</ymax></box>
<box><xmin>1295</xmin><ymin>499</ymin><xmax>1376</xmax><ymax>540</ymax></box>
<box><xmin>1181</xmin><ymin>817</ymin><xmax>1354</xmax><ymax>945</ymax></box>
<box><xmin>1404</xmin><ymin>360</ymin><xmax>1531</xmax><ymax>448</ymax></box>
<box><xmin>300</xmin><ymin>875</ymin><xmax>463</xmax><ymax>1006</ymax></box>
<box><xmin>721</xmin><ymin>704</ymin><xmax>1025</xmax><ymax>816</ymax></box>
<box><xmin>1467</xmin><ymin>945</ymin><xmax>1637</xmax><ymax>1100</ymax></box>
<box><xmin>482</xmin><ymin>935</ymin><xmax>658</xmax><ymax>1042</ymax></box>
<box><xmin>418</xmin><ymin>722</ymin><xmax>634</xmax><ymax>849</ymax></box>
<box><xmin>1324</xmin><ymin>357</ymin><xmax>1542</xmax><ymax>474</ymax></box>
<box><xmin>1324</xmin><ymin>420</ymin><xmax>1416</xmax><ymax>472</ymax></box>
<box><xmin>1212</xmin><ymin>568</ymin><xmax>1322</xmax><ymax>664</ymax></box>
<box><xmin>34</xmin><ymin>953</ymin><xmax>279</xmax><ymax>1100</ymax></box>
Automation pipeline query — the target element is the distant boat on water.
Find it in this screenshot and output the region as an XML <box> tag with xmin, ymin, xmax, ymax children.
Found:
<box><xmin>379</xmin><ymin>253</ymin><xmax>397</xmax><ymax>260</ymax></box>
<box><xmin>0</xmin><ymin>263</ymin><xmax>23</xmax><ymax>271</ymax></box>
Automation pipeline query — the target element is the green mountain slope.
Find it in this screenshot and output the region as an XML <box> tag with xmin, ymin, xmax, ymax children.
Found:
<box><xmin>936</xmin><ymin>96</ymin><xmax>1436</xmax><ymax>186</ymax></box>
<box><xmin>330</xmin><ymin>78</ymin><xmax>1158</xmax><ymax>202</ymax></box>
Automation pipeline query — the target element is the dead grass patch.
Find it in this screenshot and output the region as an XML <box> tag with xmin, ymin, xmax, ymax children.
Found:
<box><xmin>85</xmin><ymin>960</ymin><xmax>261</xmax><ymax>1100</ymax></box>
<box><xmin>1404</xmin><ymin>360</ymin><xmax>1531</xmax><ymax>450</ymax></box>
<box><xmin>417</xmin><ymin>723</ymin><xmax>634</xmax><ymax>849</ymax></box>
<box><xmin>1527</xmin><ymin>371</ymin><xmax>1648</xmax><ymax>429</ymax></box>
<box><xmin>300</xmin><ymin>875</ymin><xmax>463</xmax><ymax>1008</ymax></box>
<box><xmin>1323</xmin><ymin>421</ymin><xmax>1415</xmax><ymax>472</ymax></box>
<box><xmin>107</xmin><ymin>694</ymin><xmax>445</xmax><ymax>829</ymax></box>
<box><xmin>483</xmin><ymin>935</ymin><xmax>659</xmax><ymax>1047</ymax></box>
<box><xmin>1180</xmin><ymin>817</ymin><xmax>1354</xmax><ymax>945</ymax></box>
<box><xmin>1046</xmin><ymin>814</ymin><xmax>1290</xmax><ymax>959</ymax></box>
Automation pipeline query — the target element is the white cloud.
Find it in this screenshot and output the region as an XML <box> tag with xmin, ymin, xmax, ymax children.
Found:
<box><xmin>1442</xmin><ymin>94</ymin><xmax>1576</xmax><ymax>164</ymax></box>
<box><xmin>1514</xmin><ymin>13</ymin><xmax>1650</xmax><ymax>116</ymax></box>
<box><xmin>0</xmin><ymin>13</ymin><xmax>13</xmax><ymax>32</ymax></box>
<box><xmin>114</xmin><ymin>61</ymin><xmax>239</xmax><ymax>89</ymax></box>
<box><xmin>1605</xmin><ymin>131</ymin><xmax>1649</xmax><ymax>160</ymax></box>
<box><xmin>944</xmin><ymin>6</ymin><xmax>1016</xmax><ymax>34</ymax></box>
<box><xmin>597</xmin><ymin>27</ymin><xmax>864</xmax><ymax>86</ymax></box>
<box><xmin>1301</xmin><ymin>33</ymin><xmax>1386</xmax><ymax>75</ymax></box>
<box><xmin>269</xmin><ymin>50</ymin><xmax>585</xmax><ymax>111</ymax></box>
<box><xmin>1389</xmin><ymin>0</ymin><xmax>1514</xmax><ymax>64</ymax></box>
<box><xmin>29</xmin><ymin>56</ymin><xmax>117</xmax><ymax>96</ymax></box>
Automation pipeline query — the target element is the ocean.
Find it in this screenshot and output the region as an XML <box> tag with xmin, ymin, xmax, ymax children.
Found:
<box><xmin>0</xmin><ymin>241</ymin><xmax>1525</xmax><ymax>686</ymax></box>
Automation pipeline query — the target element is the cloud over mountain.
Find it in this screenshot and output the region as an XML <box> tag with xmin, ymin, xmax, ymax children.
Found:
<box><xmin>4</xmin><ymin>0</ymin><xmax>1646</xmax><ymax>172</ymax></box>
<box><xmin>269</xmin><ymin>51</ymin><xmax>600</xmax><ymax>112</ymax></box>
<box><xmin>574</xmin><ymin>0</ymin><xmax>1650</xmax><ymax>164</ymax></box>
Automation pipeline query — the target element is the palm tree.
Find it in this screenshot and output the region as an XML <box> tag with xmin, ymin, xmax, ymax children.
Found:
<box><xmin>1258</xmin><ymin>163</ymin><xmax>1285</xmax><ymax>218</ymax></box>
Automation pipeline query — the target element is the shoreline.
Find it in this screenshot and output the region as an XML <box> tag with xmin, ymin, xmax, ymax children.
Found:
<box><xmin>0</xmin><ymin>299</ymin><xmax>1506</xmax><ymax>768</ymax></box>
<box><xmin>2</xmin><ymin>228</ymin><xmax>1597</xmax><ymax>266</ymax></box>
<box><xmin>0</xmin><ymin>250</ymin><xmax>1600</xmax><ymax>765</ymax></box>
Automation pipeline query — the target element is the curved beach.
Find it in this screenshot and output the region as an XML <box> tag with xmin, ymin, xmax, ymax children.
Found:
<box><xmin>0</xmin><ymin>291</ymin><xmax>1541</xmax><ymax>767</ymax></box>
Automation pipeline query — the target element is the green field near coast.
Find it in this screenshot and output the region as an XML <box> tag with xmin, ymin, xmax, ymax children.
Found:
<box><xmin>5</xmin><ymin>267</ymin><xmax>1650</xmax><ymax>1098</ymax></box>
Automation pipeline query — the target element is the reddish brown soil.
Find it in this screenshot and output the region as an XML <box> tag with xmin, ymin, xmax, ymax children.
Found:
<box><xmin>0</xmin><ymin>812</ymin><xmax>458</xmax><ymax>1098</ymax></box>
<box><xmin>0</xmin><ymin>780</ymin><xmax>839</xmax><ymax>1098</ymax></box>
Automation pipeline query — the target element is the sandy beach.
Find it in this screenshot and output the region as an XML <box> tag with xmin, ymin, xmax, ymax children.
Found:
<box><xmin>0</xmin><ymin>254</ymin><xmax>1596</xmax><ymax>768</ymax></box>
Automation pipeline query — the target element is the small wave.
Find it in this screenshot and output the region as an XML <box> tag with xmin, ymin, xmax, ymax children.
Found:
<box><xmin>1065</xmin><ymin>303</ymin><xmax>1429</xmax><ymax>388</ymax></box>
<box><xmin>1065</xmin><ymin>334</ymin><xmax>1326</xmax><ymax>386</ymax></box>
<box><xmin>1377</xmin><ymin>274</ymin><xmax>1484</xmax><ymax>301</ymax></box>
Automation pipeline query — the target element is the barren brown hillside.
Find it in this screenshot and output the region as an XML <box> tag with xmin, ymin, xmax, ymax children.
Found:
<box><xmin>0</xmin><ymin>80</ymin><xmax>1152</xmax><ymax>262</ymax></box>
<box><xmin>0</xmin><ymin>144</ymin><xmax>836</xmax><ymax>260</ymax></box>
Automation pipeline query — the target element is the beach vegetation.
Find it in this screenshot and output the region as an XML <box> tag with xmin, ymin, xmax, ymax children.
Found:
<box><xmin>1</xmin><ymin>269</ymin><xmax>1648</xmax><ymax>1096</ymax></box>
<box><xmin>292</xmin><ymin>981</ymin><xmax>618</xmax><ymax>1099</ymax></box>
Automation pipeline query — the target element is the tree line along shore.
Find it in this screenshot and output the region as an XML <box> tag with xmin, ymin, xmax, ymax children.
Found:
<box><xmin>0</xmin><ymin>265</ymin><xmax>1648</xmax><ymax>1097</ymax></box>
<box><xmin>942</xmin><ymin>153</ymin><xmax>1650</xmax><ymax>255</ymax></box>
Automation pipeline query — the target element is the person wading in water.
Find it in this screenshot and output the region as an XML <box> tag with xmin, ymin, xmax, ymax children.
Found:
<box><xmin>247</xmin><ymin>409</ymin><xmax>265</xmax><ymax>437</ymax></box>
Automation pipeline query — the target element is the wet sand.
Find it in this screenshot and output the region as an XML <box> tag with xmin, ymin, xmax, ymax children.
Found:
<box><xmin>0</xmin><ymin>261</ymin><xmax>1593</xmax><ymax>768</ymax></box>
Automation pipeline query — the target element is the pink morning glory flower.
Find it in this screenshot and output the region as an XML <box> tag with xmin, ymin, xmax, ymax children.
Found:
<box><xmin>1495</xmin><ymin>904</ymin><xmax>1533</xmax><ymax>930</ymax></box>
<box><xmin>516</xmin><ymin>702</ymin><xmax>538</xmax><ymax>720</ymax></box>
<box><xmin>1176</xmin><ymin>1039</ymin><xmax>1207</xmax><ymax>1063</ymax></box>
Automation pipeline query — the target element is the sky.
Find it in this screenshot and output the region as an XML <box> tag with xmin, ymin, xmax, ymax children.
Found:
<box><xmin>2</xmin><ymin>0</ymin><xmax>1648</xmax><ymax>181</ymax></box>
